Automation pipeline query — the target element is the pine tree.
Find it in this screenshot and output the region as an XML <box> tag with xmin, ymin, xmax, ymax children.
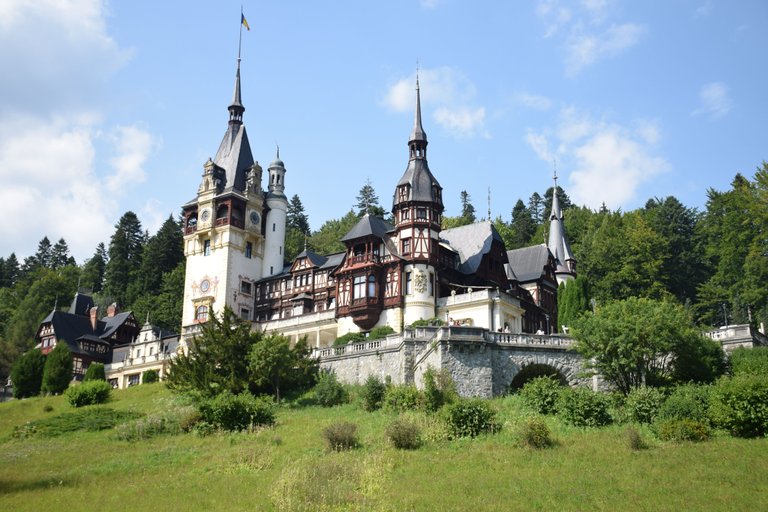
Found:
<box><xmin>104</xmin><ymin>211</ymin><xmax>144</xmax><ymax>306</ymax></box>
<box><xmin>355</xmin><ymin>179</ymin><xmax>386</xmax><ymax>219</ymax></box>
<box><xmin>50</xmin><ymin>238</ymin><xmax>75</xmax><ymax>269</ymax></box>
<box><xmin>0</xmin><ymin>253</ymin><xmax>20</xmax><ymax>287</ymax></box>
<box><xmin>81</xmin><ymin>243</ymin><xmax>107</xmax><ymax>293</ymax></box>
<box><xmin>460</xmin><ymin>190</ymin><xmax>476</xmax><ymax>223</ymax></box>
<box><xmin>135</xmin><ymin>216</ymin><xmax>183</xmax><ymax>296</ymax></box>
<box><xmin>10</xmin><ymin>349</ymin><xmax>46</xmax><ymax>398</ymax></box>
<box><xmin>41</xmin><ymin>341</ymin><xmax>73</xmax><ymax>395</ymax></box>
<box><xmin>528</xmin><ymin>192</ymin><xmax>544</xmax><ymax>225</ymax></box>
<box><xmin>287</xmin><ymin>194</ymin><xmax>310</xmax><ymax>235</ymax></box>
<box><xmin>509</xmin><ymin>199</ymin><xmax>536</xmax><ymax>248</ymax></box>
<box><xmin>22</xmin><ymin>236</ymin><xmax>53</xmax><ymax>273</ymax></box>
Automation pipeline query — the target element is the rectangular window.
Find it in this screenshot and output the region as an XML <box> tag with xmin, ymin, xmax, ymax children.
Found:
<box><xmin>128</xmin><ymin>374</ymin><xmax>140</xmax><ymax>387</ymax></box>
<box><xmin>353</xmin><ymin>275</ymin><xmax>366</xmax><ymax>299</ymax></box>
<box><xmin>402</xmin><ymin>209</ymin><xmax>410</xmax><ymax>221</ymax></box>
<box><xmin>417</xmin><ymin>208</ymin><xmax>427</xmax><ymax>220</ymax></box>
<box><xmin>203</xmin><ymin>239</ymin><xmax>211</xmax><ymax>256</ymax></box>
<box><xmin>402</xmin><ymin>238</ymin><xmax>411</xmax><ymax>255</ymax></box>
<box><xmin>245</xmin><ymin>242</ymin><xmax>252</xmax><ymax>259</ymax></box>
<box><xmin>240</xmin><ymin>308</ymin><xmax>250</xmax><ymax>320</ymax></box>
<box><xmin>272</xmin><ymin>223</ymin><xmax>276</xmax><ymax>232</ymax></box>
<box><xmin>405</xmin><ymin>271</ymin><xmax>412</xmax><ymax>295</ymax></box>
<box><xmin>240</xmin><ymin>280</ymin><xmax>252</xmax><ymax>295</ymax></box>
<box><xmin>429</xmin><ymin>272</ymin><xmax>434</xmax><ymax>296</ymax></box>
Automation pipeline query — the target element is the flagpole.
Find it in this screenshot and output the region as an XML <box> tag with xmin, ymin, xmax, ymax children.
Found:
<box><xmin>238</xmin><ymin>5</ymin><xmax>243</xmax><ymax>62</ymax></box>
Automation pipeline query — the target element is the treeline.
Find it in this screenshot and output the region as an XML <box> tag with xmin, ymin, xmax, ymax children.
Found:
<box><xmin>0</xmin><ymin>213</ymin><xmax>184</xmax><ymax>380</ymax></box>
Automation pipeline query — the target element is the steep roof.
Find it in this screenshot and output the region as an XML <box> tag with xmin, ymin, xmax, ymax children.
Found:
<box><xmin>440</xmin><ymin>221</ymin><xmax>503</xmax><ymax>275</ymax></box>
<box><xmin>506</xmin><ymin>244</ymin><xmax>551</xmax><ymax>283</ymax></box>
<box><xmin>341</xmin><ymin>214</ymin><xmax>394</xmax><ymax>242</ymax></box>
<box><xmin>68</xmin><ymin>292</ymin><xmax>94</xmax><ymax>316</ymax></box>
<box><xmin>294</xmin><ymin>249</ymin><xmax>327</xmax><ymax>268</ymax></box>
<box><xmin>213</xmin><ymin>123</ymin><xmax>254</xmax><ymax>194</ymax></box>
<box><xmin>547</xmin><ymin>183</ymin><xmax>575</xmax><ymax>275</ymax></box>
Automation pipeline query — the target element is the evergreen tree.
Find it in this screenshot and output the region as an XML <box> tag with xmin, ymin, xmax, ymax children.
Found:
<box><xmin>83</xmin><ymin>362</ymin><xmax>106</xmax><ymax>381</ymax></box>
<box><xmin>557</xmin><ymin>275</ymin><xmax>590</xmax><ymax>330</ymax></box>
<box><xmin>0</xmin><ymin>253</ymin><xmax>20</xmax><ymax>288</ymax></box>
<box><xmin>309</xmin><ymin>210</ymin><xmax>360</xmax><ymax>255</ymax></box>
<box><xmin>130</xmin><ymin>262</ymin><xmax>185</xmax><ymax>333</ymax></box>
<box><xmin>22</xmin><ymin>236</ymin><xmax>53</xmax><ymax>273</ymax></box>
<box><xmin>287</xmin><ymin>194</ymin><xmax>311</xmax><ymax>235</ymax></box>
<box><xmin>543</xmin><ymin>186</ymin><xmax>572</xmax><ymax>221</ymax></box>
<box><xmin>41</xmin><ymin>341</ymin><xmax>73</xmax><ymax>395</ymax></box>
<box><xmin>528</xmin><ymin>192</ymin><xmax>544</xmax><ymax>225</ymax></box>
<box><xmin>134</xmin><ymin>216</ymin><xmax>183</xmax><ymax>296</ymax></box>
<box><xmin>460</xmin><ymin>190</ymin><xmax>476</xmax><ymax>223</ymax></box>
<box><xmin>10</xmin><ymin>349</ymin><xmax>46</xmax><ymax>398</ymax></box>
<box><xmin>355</xmin><ymin>178</ymin><xmax>386</xmax><ymax>219</ymax></box>
<box><xmin>104</xmin><ymin>211</ymin><xmax>144</xmax><ymax>306</ymax></box>
<box><xmin>509</xmin><ymin>199</ymin><xmax>537</xmax><ymax>248</ymax></box>
<box><xmin>50</xmin><ymin>238</ymin><xmax>75</xmax><ymax>269</ymax></box>
<box><xmin>81</xmin><ymin>243</ymin><xmax>107</xmax><ymax>293</ymax></box>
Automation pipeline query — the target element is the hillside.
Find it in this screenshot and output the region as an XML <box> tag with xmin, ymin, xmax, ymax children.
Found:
<box><xmin>1</xmin><ymin>383</ymin><xmax>767</xmax><ymax>512</ymax></box>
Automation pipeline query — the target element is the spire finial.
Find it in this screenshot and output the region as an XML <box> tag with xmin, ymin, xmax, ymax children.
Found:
<box><xmin>487</xmin><ymin>186</ymin><xmax>491</xmax><ymax>221</ymax></box>
<box><xmin>409</xmin><ymin>64</ymin><xmax>427</xmax><ymax>148</ymax></box>
<box><xmin>276</xmin><ymin>143</ymin><xmax>280</xmax><ymax>160</ymax></box>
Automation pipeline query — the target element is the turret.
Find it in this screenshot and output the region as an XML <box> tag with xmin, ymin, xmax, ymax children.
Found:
<box><xmin>547</xmin><ymin>172</ymin><xmax>576</xmax><ymax>284</ymax></box>
<box><xmin>264</xmin><ymin>147</ymin><xmax>288</xmax><ymax>277</ymax></box>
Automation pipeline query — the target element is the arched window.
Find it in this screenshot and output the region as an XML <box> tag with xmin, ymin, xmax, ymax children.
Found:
<box><xmin>367</xmin><ymin>275</ymin><xmax>376</xmax><ymax>297</ymax></box>
<box><xmin>195</xmin><ymin>305</ymin><xmax>209</xmax><ymax>322</ymax></box>
<box><xmin>216</xmin><ymin>204</ymin><xmax>229</xmax><ymax>220</ymax></box>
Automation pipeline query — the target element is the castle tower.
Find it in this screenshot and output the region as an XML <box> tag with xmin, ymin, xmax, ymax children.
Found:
<box><xmin>180</xmin><ymin>56</ymin><xmax>267</xmax><ymax>339</ymax></box>
<box><xmin>392</xmin><ymin>74</ymin><xmax>444</xmax><ymax>325</ymax></box>
<box><xmin>547</xmin><ymin>172</ymin><xmax>576</xmax><ymax>285</ymax></box>
<box><xmin>263</xmin><ymin>147</ymin><xmax>288</xmax><ymax>277</ymax></box>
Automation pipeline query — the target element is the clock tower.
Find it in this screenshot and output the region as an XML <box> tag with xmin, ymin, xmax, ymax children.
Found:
<box><xmin>180</xmin><ymin>57</ymin><xmax>268</xmax><ymax>340</ymax></box>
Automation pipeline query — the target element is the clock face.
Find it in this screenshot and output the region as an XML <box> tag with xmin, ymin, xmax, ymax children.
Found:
<box><xmin>250</xmin><ymin>211</ymin><xmax>261</xmax><ymax>225</ymax></box>
<box><xmin>200</xmin><ymin>209</ymin><xmax>210</xmax><ymax>222</ymax></box>
<box><xmin>200</xmin><ymin>279</ymin><xmax>210</xmax><ymax>293</ymax></box>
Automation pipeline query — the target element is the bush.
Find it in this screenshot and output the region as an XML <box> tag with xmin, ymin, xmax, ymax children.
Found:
<box><xmin>41</xmin><ymin>342</ymin><xmax>73</xmax><ymax>395</ymax></box>
<box><xmin>519</xmin><ymin>376</ymin><xmax>562</xmax><ymax>415</ymax></box>
<box><xmin>656</xmin><ymin>418</ymin><xmax>711</xmax><ymax>442</ymax></box>
<box><xmin>10</xmin><ymin>349</ymin><xmax>46</xmax><ymax>398</ymax></box>
<box><xmin>385</xmin><ymin>418</ymin><xmax>422</xmax><ymax>449</ymax></box>
<box><xmin>384</xmin><ymin>384</ymin><xmax>422</xmax><ymax>412</ymax></box>
<box><xmin>142</xmin><ymin>369</ymin><xmax>159</xmax><ymax>384</ymax></box>
<box><xmin>729</xmin><ymin>347</ymin><xmax>768</xmax><ymax>377</ymax></box>
<box><xmin>624</xmin><ymin>387</ymin><xmax>664</xmax><ymax>424</ymax></box>
<box><xmin>322</xmin><ymin>421</ymin><xmax>359</xmax><ymax>451</ymax></box>
<box><xmin>360</xmin><ymin>375</ymin><xmax>386</xmax><ymax>412</ymax></box>
<box><xmin>83</xmin><ymin>363</ymin><xmax>106</xmax><ymax>382</ymax></box>
<box><xmin>314</xmin><ymin>371</ymin><xmax>347</xmax><ymax>407</ymax></box>
<box><xmin>409</xmin><ymin>317</ymin><xmax>444</xmax><ymax>327</ymax></box>
<box><xmin>656</xmin><ymin>384</ymin><xmax>711</xmax><ymax>424</ymax></box>
<box><xmin>557</xmin><ymin>387</ymin><xmax>612</xmax><ymax>427</ymax></box>
<box><xmin>116</xmin><ymin>405</ymin><xmax>198</xmax><ymax>441</ymax></box>
<box><xmin>626</xmin><ymin>426</ymin><xmax>647</xmax><ymax>450</ymax></box>
<box><xmin>333</xmin><ymin>332</ymin><xmax>365</xmax><ymax>346</ymax></box>
<box><xmin>520</xmin><ymin>417</ymin><xmax>553</xmax><ymax>448</ymax></box>
<box><xmin>369</xmin><ymin>326</ymin><xmax>395</xmax><ymax>340</ymax></box>
<box><xmin>443</xmin><ymin>398</ymin><xmax>498</xmax><ymax>438</ymax></box>
<box><xmin>66</xmin><ymin>380</ymin><xmax>112</xmax><ymax>407</ymax></box>
<box><xmin>198</xmin><ymin>391</ymin><xmax>275</xmax><ymax>431</ymax></box>
<box><xmin>709</xmin><ymin>375</ymin><xmax>768</xmax><ymax>438</ymax></box>
<box><xmin>422</xmin><ymin>367</ymin><xmax>457</xmax><ymax>412</ymax></box>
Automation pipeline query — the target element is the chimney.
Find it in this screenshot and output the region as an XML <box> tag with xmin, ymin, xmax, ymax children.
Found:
<box><xmin>89</xmin><ymin>307</ymin><xmax>99</xmax><ymax>331</ymax></box>
<box><xmin>107</xmin><ymin>302</ymin><xmax>118</xmax><ymax>318</ymax></box>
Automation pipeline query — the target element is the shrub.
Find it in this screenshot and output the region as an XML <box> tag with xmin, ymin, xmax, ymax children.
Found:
<box><xmin>361</xmin><ymin>375</ymin><xmax>386</xmax><ymax>412</ymax></box>
<box><xmin>43</xmin><ymin>404</ymin><xmax>54</xmax><ymax>413</ymax></box>
<box><xmin>384</xmin><ymin>384</ymin><xmax>422</xmax><ymax>412</ymax></box>
<box><xmin>709</xmin><ymin>375</ymin><xmax>768</xmax><ymax>438</ymax></box>
<box><xmin>729</xmin><ymin>347</ymin><xmax>768</xmax><ymax>377</ymax></box>
<box><xmin>314</xmin><ymin>371</ymin><xmax>347</xmax><ymax>407</ymax></box>
<box><xmin>519</xmin><ymin>376</ymin><xmax>562</xmax><ymax>415</ymax></box>
<box><xmin>520</xmin><ymin>417</ymin><xmax>553</xmax><ymax>449</ymax></box>
<box><xmin>624</xmin><ymin>387</ymin><xmax>664</xmax><ymax>424</ymax></box>
<box><xmin>385</xmin><ymin>418</ymin><xmax>422</xmax><ymax>449</ymax></box>
<box><xmin>322</xmin><ymin>421</ymin><xmax>359</xmax><ymax>451</ymax></box>
<box><xmin>66</xmin><ymin>380</ymin><xmax>112</xmax><ymax>407</ymax></box>
<box><xmin>198</xmin><ymin>391</ymin><xmax>275</xmax><ymax>431</ymax></box>
<box><xmin>83</xmin><ymin>362</ymin><xmax>106</xmax><ymax>381</ymax></box>
<box><xmin>409</xmin><ymin>317</ymin><xmax>444</xmax><ymax>327</ymax></box>
<box><xmin>656</xmin><ymin>418</ymin><xmax>711</xmax><ymax>442</ymax></box>
<box><xmin>10</xmin><ymin>349</ymin><xmax>46</xmax><ymax>398</ymax></box>
<box><xmin>625</xmin><ymin>426</ymin><xmax>647</xmax><ymax>450</ymax></box>
<box><xmin>443</xmin><ymin>398</ymin><xmax>498</xmax><ymax>438</ymax></box>
<box><xmin>41</xmin><ymin>342</ymin><xmax>73</xmax><ymax>395</ymax></box>
<box><xmin>333</xmin><ymin>332</ymin><xmax>365</xmax><ymax>347</ymax></box>
<box><xmin>369</xmin><ymin>326</ymin><xmax>395</xmax><ymax>340</ymax></box>
<box><xmin>115</xmin><ymin>405</ymin><xmax>198</xmax><ymax>441</ymax></box>
<box><xmin>656</xmin><ymin>384</ymin><xmax>711</xmax><ymax>424</ymax></box>
<box><xmin>422</xmin><ymin>367</ymin><xmax>457</xmax><ymax>412</ymax></box>
<box><xmin>557</xmin><ymin>387</ymin><xmax>612</xmax><ymax>427</ymax></box>
<box><xmin>142</xmin><ymin>369</ymin><xmax>159</xmax><ymax>384</ymax></box>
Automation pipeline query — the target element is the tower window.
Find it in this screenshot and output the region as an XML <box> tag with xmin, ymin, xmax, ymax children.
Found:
<box><xmin>195</xmin><ymin>305</ymin><xmax>209</xmax><ymax>322</ymax></box>
<box><xmin>272</xmin><ymin>223</ymin><xmax>276</xmax><ymax>232</ymax></box>
<box><xmin>368</xmin><ymin>275</ymin><xmax>376</xmax><ymax>297</ymax></box>
<box><xmin>240</xmin><ymin>281</ymin><xmax>252</xmax><ymax>295</ymax></box>
<box><xmin>405</xmin><ymin>272</ymin><xmax>413</xmax><ymax>295</ymax></box>
<box><xmin>417</xmin><ymin>208</ymin><xmax>427</xmax><ymax>220</ymax></box>
<box><xmin>203</xmin><ymin>239</ymin><xmax>211</xmax><ymax>256</ymax></box>
<box><xmin>353</xmin><ymin>275</ymin><xmax>365</xmax><ymax>299</ymax></box>
<box><xmin>240</xmin><ymin>308</ymin><xmax>250</xmax><ymax>320</ymax></box>
<box><xmin>245</xmin><ymin>242</ymin><xmax>252</xmax><ymax>259</ymax></box>
<box><xmin>402</xmin><ymin>209</ymin><xmax>410</xmax><ymax>221</ymax></box>
<box><xmin>402</xmin><ymin>238</ymin><xmax>411</xmax><ymax>256</ymax></box>
<box><xmin>429</xmin><ymin>272</ymin><xmax>434</xmax><ymax>296</ymax></box>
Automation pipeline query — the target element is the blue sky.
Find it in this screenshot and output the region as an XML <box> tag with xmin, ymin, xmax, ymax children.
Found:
<box><xmin>1</xmin><ymin>0</ymin><xmax>766</xmax><ymax>263</ymax></box>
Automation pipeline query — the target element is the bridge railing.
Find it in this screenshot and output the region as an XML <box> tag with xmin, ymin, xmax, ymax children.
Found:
<box><xmin>486</xmin><ymin>331</ymin><xmax>575</xmax><ymax>347</ymax></box>
<box><xmin>313</xmin><ymin>333</ymin><xmax>402</xmax><ymax>358</ymax></box>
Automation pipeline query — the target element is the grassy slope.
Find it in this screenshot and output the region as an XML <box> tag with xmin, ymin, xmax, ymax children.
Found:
<box><xmin>1</xmin><ymin>384</ymin><xmax>766</xmax><ymax>512</ymax></box>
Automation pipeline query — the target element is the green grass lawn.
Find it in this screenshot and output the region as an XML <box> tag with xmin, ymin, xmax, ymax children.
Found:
<box><xmin>1</xmin><ymin>384</ymin><xmax>766</xmax><ymax>511</ymax></box>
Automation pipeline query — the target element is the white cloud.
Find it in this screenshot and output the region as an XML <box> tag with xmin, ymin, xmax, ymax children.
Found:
<box><xmin>524</xmin><ymin>108</ymin><xmax>669</xmax><ymax>209</ymax></box>
<box><xmin>692</xmin><ymin>82</ymin><xmax>732</xmax><ymax>119</ymax></box>
<box><xmin>105</xmin><ymin>125</ymin><xmax>159</xmax><ymax>194</ymax></box>
<box><xmin>535</xmin><ymin>1</ymin><xmax>644</xmax><ymax>76</ymax></box>
<box><xmin>565</xmin><ymin>23</ymin><xmax>644</xmax><ymax>76</ymax></box>
<box><xmin>515</xmin><ymin>93</ymin><xmax>553</xmax><ymax>111</ymax></box>
<box><xmin>382</xmin><ymin>67</ymin><xmax>488</xmax><ymax>138</ymax></box>
<box><xmin>420</xmin><ymin>0</ymin><xmax>442</xmax><ymax>9</ymax></box>
<box><xmin>695</xmin><ymin>2</ymin><xmax>713</xmax><ymax>17</ymax></box>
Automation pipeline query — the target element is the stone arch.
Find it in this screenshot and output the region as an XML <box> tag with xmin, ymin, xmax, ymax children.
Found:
<box><xmin>501</xmin><ymin>352</ymin><xmax>581</xmax><ymax>393</ymax></box>
<box><xmin>509</xmin><ymin>363</ymin><xmax>567</xmax><ymax>391</ymax></box>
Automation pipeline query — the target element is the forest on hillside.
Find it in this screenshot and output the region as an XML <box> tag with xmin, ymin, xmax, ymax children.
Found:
<box><xmin>1</xmin><ymin>162</ymin><xmax>766</xmax><ymax>380</ymax></box>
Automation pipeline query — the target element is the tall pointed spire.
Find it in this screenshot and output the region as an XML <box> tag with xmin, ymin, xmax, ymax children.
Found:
<box><xmin>410</xmin><ymin>69</ymin><xmax>427</xmax><ymax>146</ymax></box>
<box><xmin>228</xmin><ymin>58</ymin><xmax>245</xmax><ymax>125</ymax></box>
<box><xmin>547</xmin><ymin>168</ymin><xmax>576</xmax><ymax>283</ymax></box>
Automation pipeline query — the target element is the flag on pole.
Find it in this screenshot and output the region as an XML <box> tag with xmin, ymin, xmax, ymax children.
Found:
<box><xmin>241</xmin><ymin>13</ymin><xmax>250</xmax><ymax>31</ymax></box>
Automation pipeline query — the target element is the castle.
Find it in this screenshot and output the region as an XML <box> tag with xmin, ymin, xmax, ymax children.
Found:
<box><xmin>178</xmin><ymin>58</ymin><xmax>576</xmax><ymax>355</ymax></box>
